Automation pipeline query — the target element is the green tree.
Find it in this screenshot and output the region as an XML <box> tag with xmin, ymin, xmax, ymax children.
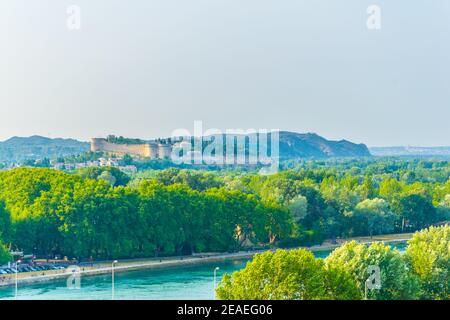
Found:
<box><xmin>0</xmin><ymin>241</ymin><xmax>11</xmax><ymax>265</ymax></box>
<box><xmin>120</xmin><ymin>154</ymin><xmax>134</xmax><ymax>166</ymax></box>
<box><xmin>288</xmin><ymin>195</ymin><xmax>308</xmax><ymax>224</ymax></box>
<box><xmin>98</xmin><ymin>170</ymin><xmax>117</xmax><ymax>187</ymax></box>
<box><xmin>325</xmin><ymin>241</ymin><xmax>420</xmax><ymax>300</ymax></box>
<box><xmin>393</xmin><ymin>194</ymin><xmax>437</xmax><ymax>231</ymax></box>
<box><xmin>216</xmin><ymin>249</ymin><xmax>360</xmax><ymax>300</ymax></box>
<box><xmin>76</xmin><ymin>166</ymin><xmax>130</xmax><ymax>186</ymax></box>
<box><xmin>349</xmin><ymin>198</ymin><xmax>396</xmax><ymax>237</ymax></box>
<box><xmin>404</xmin><ymin>226</ymin><xmax>449</xmax><ymax>300</ymax></box>
<box><xmin>362</xmin><ymin>175</ymin><xmax>377</xmax><ymax>199</ymax></box>
<box><xmin>0</xmin><ymin>201</ymin><xmax>11</xmax><ymax>242</ymax></box>
<box><xmin>436</xmin><ymin>195</ymin><xmax>450</xmax><ymax>222</ymax></box>
<box><xmin>379</xmin><ymin>178</ymin><xmax>404</xmax><ymax>204</ymax></box>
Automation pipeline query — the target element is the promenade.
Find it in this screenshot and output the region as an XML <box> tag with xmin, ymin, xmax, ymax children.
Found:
<box><xmin>0</xmin><ymin>232</ymin><xmax>413</xmax><ymax>288</ymax></box>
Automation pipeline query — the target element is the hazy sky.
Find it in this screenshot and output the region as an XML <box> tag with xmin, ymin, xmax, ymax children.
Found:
<box><xmin>1</xmin><ymin>1</ymin><xmax>449</xmax><ymax>146</ymax></box>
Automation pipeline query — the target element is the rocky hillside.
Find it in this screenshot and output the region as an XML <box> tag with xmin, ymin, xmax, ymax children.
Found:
<box><xmin>0</xmin><ymin>132</ymin><xmax>371</xmax><ymax>165</ymax></box>
<box><xmin>278</xmin><ymin>132</ymin><xmax>371</xmax><ymax>158</ymax></box>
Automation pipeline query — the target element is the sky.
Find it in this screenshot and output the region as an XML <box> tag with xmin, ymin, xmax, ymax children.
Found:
<box><xmin>0</xmin><ymin>0</ymin><xmax>449</xmax><ymax>147</ymax></box>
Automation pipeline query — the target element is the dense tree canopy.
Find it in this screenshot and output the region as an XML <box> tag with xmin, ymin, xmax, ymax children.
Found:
<box><xmin>348</xmin><ymin>198</ymin><xmax>396</xmax><ymax>237</ymax></box>
<box><xmin>325</xmin><ymin>241</ymin><xmax>420</xmax><ymax>300</ymax></box>
<box><xmin>76</xmin><ymin>166</ymin><xmax>130</xmax><ymax>186</ymax></box>
<box><xmin>0</xmin><ymin>157</ymin><xmax>448</xmax><ymax>264</ymax></box>
<box><xmin>405</xmin><ymin>226</ymin><xmax>449</xmax><ymax>300</ymax></box>
<box><xmin>218</xmin><ymin>227</ymin><xmax>449</xmax><ymax>300</ymax></box>
<box><xmin>216</xmin><ymin>249</ymin><xmax>360</xmax><ymax>300</ymax></box>
<box><xmin>0</xmin><ymin>168</ymin><xmax>293</xmax><ymax>260</ymax></box>
<box><xmin>0</xmin><ymin>158</ymin><xmax>448</xmax><ymax>300</ymax></box>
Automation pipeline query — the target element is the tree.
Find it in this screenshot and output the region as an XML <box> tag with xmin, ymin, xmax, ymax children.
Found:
<box><xmin>76</xmin><ymin>167</ymin><xmax>130</xmax><ymax>186</ymax></box>
<box><xmin>404</xmin><ymin>226</ymin><xmax>449</xmax><ymax>300</ymax></box>
<box><xmin>379</xmin><ymin>178</ymin><xmax>403</xmax><ymax>204</ymax></box>
<box><xmin>98</xmin><ymin>170</ymin><xmax>116</xmax><ymax>187</ymax></box>
<box><xmin>436</xmin><ymin>195</ymin><xmax>450</xmax><ymax>222</ymax></box>
<box><xmin>362</xmin><ymin>175</ymin><xmax>377</xmax><ymax>199</ymax></box>
<box><xmin>393</xmin><ymin>194</ymin><xmax>437</xmax><ymax>231</ymax></box>
<box><xmin>349</xmin><ymin>198</ymin><xmax>396</xmax><ymax>237</ymax></box>
<box><xmin>120</xmin><ymin>154</ymin><xmax>134</xmax><ymax>166</ymax></box>
<box><xmin>325</xmin><ymin>241</ymin><xmax>420</xmax><ymax>300</ymax></box>
<box><xmin>288</xmin><ymin>195</ymin><xmax>308</xmax><ymax>224</ymax></box>
<box><xmin>259</xmin><ymin>201</ymin><xmax>293</xmax><ymax>245</ymax></box>
<box><xmin>0</xmin><ymin>240</ymin><xmax>11</xmax><ymax>265</ymax></box>
<box><xmin>0</xmin><ymin>201</ymin><xmax>11</xmax><ymax>242</ymax></box>
<box><xmin>216</xmin><ymin>249</ymin><xmax>360</xmax><ymax>300</ymax></box>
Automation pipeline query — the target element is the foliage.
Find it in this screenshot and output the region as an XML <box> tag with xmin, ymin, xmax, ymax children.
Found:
<box><xmin>0</xmin><ymin>168</ymin><xmax>293</xmax><ymax>259</ymax></box>
<box><xmin>348</xmin><ymin>198</ymin><xmax>396</xmax><ymax>237</ymax></box>
<box><xmin>106</xmin><ymin>135</ymin><xmax>145</xmax><ymax>145</ymax></box>
<box><xmin>405</xmin><ymin>226</ymin><xmax>449</xmax><ymax>300</ymax></box>
<box><xmin>75</xmin><ymin>166</ymin><xmax>130</xmax><ymax>186</ymax></box>
<box><xmin>325</xmin><ymin>241</ymin><xmax>420</xmax><ymax>299</ymax></box>
<box><xmin>0</xmin><ymin>241</ymin><xmax>11</xmax><ymax>265</ymax></box>
<box><xmin>217</xmin><ymin>227</ymin><xmax>449</xmax><ymax>300</ymax></box>
<box><xmin>216</xmin><ymin>249</ymin><xmax>360</xmax><ymax>300</ymax></box>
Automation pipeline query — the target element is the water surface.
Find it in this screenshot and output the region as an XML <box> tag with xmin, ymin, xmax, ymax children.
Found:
<box><xmin>0</xmin><ymin>243</ymin><xmax>406</xmax><ymax>300</ymax></box>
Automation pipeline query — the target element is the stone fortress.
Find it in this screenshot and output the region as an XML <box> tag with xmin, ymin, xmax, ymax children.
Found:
<box><xmin>90</xmin><ymin>138</ymin><xmax>173</xmax><ymax>159</ymax></box>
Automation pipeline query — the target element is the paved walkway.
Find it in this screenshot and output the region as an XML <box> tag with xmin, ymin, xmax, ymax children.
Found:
<box><xmin>0</xmin><ymin>232</ymin><xmax>413</xmax><ymax>288</ymax></box>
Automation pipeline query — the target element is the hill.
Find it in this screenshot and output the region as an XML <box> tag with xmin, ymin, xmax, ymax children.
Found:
<box><xmin>176</xmin><ymin>131</ymin><xmax>371</xmax><ymax>159</ymax></box>
<box><xmin>0</xmin><ymin>132</ymin><xmax>371</xmax><ymax>165</ymax></box>
<box><xmin>370</xmin><ymin>146</ymin><xmax>450</xmax><ymax>157</ymax></box>
<box><xmin>278</xmin><ymin>132</ymin><xmax>371</xmax><ymax>158</ymax></box>
<box><xmin>0</xmin><ymin>136</ymin><xmax>90</xmax><ymax>164</ymax></box>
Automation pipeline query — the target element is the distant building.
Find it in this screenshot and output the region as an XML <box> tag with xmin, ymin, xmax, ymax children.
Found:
<box><xmin>90</xmin><ymin>138</ymin><xmax>172</xmax><ymax>160</ymax></box>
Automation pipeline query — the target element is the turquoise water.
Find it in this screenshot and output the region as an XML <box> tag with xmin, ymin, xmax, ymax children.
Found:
<box><xmin>0</xmin><ymin>243</ymin><xmax>406</xmax><ymax>300</ymax></box>
<box><xmin>0</xmin><ymin>259</ymin><xmax>249</xmax><ymax>300</ymax></box>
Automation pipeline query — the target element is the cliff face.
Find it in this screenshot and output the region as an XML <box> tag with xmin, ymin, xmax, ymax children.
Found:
<box><xmin>91</xmin><ymin>132</ymin><xmax>371</xmax><ymax>160</ymax></box>
<box><xmin>279</xmin><ymin>132</ymin><xmax>371</xmax><ymax>158</ymax></box>
<box><xmin>0</xmin><ymin>132</ymin><xmax>371</xmax><ymax>166</ymax></box>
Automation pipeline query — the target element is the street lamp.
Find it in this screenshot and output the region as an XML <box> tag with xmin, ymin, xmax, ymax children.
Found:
<box><xmin>111</xmin><ymin>260</ymin><xmax>118</xmax><ymax>300</ymax></box>
<box><xmin>15</xmin><ymin>259</ymin><xmax>22</xmax><ymax>300</ymax></box>
<box><xmin>213</xmin><ymin>267</ymin><xmax>220</xmax><ymax>300</ymax></box>
<box><xmin>364</xmin><ymin>280</ymin><xmax>369</xmax><ymax>300</ymax></box>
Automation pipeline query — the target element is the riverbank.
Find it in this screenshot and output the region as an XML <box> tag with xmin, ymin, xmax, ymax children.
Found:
<box><xmin>0</xmin><ymin>232</ymin><xmax>413</xmax><ymax>288</ymax></box>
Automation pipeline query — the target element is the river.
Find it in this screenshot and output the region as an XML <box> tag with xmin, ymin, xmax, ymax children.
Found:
<box><xmin>0</xmin><ymin>243</ymin><xmax>406</xmax><ymax>300</ymax></box>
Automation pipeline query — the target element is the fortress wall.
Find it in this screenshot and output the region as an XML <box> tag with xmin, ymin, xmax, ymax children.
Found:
<box><xmin>91</xmin><ymin>138</ymin><xmax>151</xmax><ymax>157</ymax></box>
<box><xmin>91</xmin><ymin>138</ymin><xmax>173</xmax><ymax>159</ymax></box>
<box><xmin>158</xmin><ymin>144</ymin><xmax>172</xmax><ymax>159</ymax></box>
<box><xmin>146</xmin><ymin>143</ymin><xmax>159</xmax><ymax>159</ymax></box>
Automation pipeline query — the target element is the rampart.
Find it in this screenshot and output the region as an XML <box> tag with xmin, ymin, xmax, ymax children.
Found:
<box><xmin>90</xmin><ymin>138</ymin><xmax>172</xmax><ymax>159</ymax></box>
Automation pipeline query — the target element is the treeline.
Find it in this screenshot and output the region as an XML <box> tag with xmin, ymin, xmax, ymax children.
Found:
<box><xmin>0</xmin><ymin>168</ymin><xmax>291</xmax><ymax>260</ymax></box>
<box><xmin>0</xmin><ymin>157</ymin><xmax>449</xmax><ymax>261</ymax></box>
<box><xmin>217</xmin><ymin>226</ymin><xmax>449</xmax><ymax>300</ymax></box>
<box><xmin>131</xmin><ymin>164</ymin><xmax>450</xmax><ymax>245</ymax></box>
